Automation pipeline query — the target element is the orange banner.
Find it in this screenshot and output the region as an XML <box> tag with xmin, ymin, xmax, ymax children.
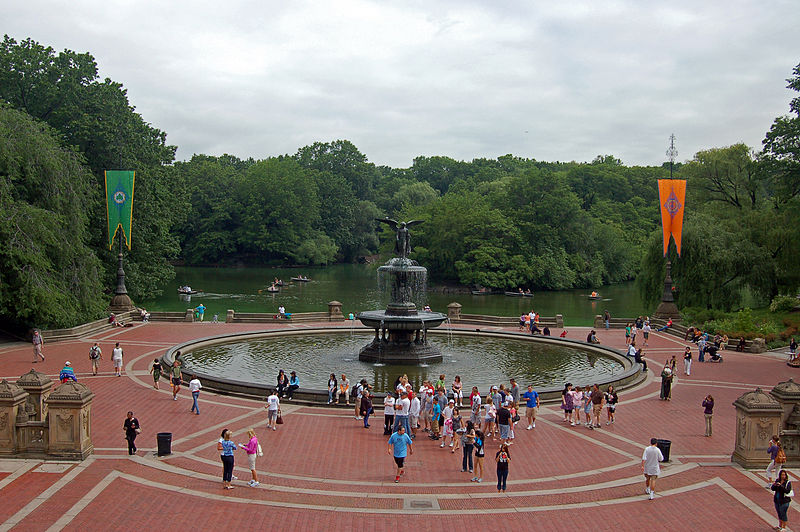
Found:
<box><xmin>658</xmin><ymin>179</ymin><xmax>686</xmax><ymax>256</ymax></box>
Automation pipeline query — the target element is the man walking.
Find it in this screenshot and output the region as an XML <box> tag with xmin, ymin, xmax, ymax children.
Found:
<box><xmin>642</xmin><ymin>438</ymin><xmax>664</xmax><ymax>500</ymax></box>
<box><xmin>88</xmin><ymin>343</ymin><xmax>103</xmax><ymax>375</ymax></box>
<box><xmin>32</xmin><ymin>329</ymin><xmax>45</xmax><ymax>362</ymax></box>
<box><xmin>388</xmin><ymin>425</ymin><xmax>413</xmax><ymax>483</ymax></box>
<box><xmin>189</xmin><ymin>374</ymin><xmax>202</xmax><ymax>415</ymax></box>
<box><xmin>171</xmin><ymin>360</ymin><xmax>182</xmax><ymax>400</ymax></box>
<box><xmin>523</xmin><ymin>384</ymin><xmax>540</xmax><ymax>429</ymax></box>
<box><xmin>124</xmin><ymin>411</ymin><xmax>140</xmax><ymax>455</ymax></box>
<box><xmin>111</xmin><ymin>342</ymin><xmax>124</xmax><ymax>377</ymax></box>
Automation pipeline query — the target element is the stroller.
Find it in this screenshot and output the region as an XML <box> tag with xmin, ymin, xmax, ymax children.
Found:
<box><xmin>706</xmin><ymin>345</ymin><xmax>723</xmax><ymax>362</ymax></box>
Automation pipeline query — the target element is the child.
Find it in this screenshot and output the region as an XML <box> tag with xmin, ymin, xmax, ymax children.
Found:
<box><xmin>431</xmin><ymin>398</ymin><xmax>442</xmax><ymax>440</ymax></box>
<box><xmin>571</xmin><ymin>386</ymin><xmax>583</xmax><ymax>426</ymax></box>
<box><xmin>451</xmin><ymin>407</ymin><xmax>463</xmax><ymax>454</ymax></box>
<box><xmin>485</xmin><ymin>401</ymin><xmax>497</xmax><ymax>439</ymax></box>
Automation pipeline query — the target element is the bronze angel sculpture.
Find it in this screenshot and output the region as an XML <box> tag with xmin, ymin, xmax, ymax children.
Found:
<box><xmin>376</xmin><ymin>218</ymin><xmax>424</xmax><ymax>259</ymax></box>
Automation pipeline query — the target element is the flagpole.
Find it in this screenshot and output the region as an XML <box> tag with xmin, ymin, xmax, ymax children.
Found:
<box><xmin>108</xmin><ymin>208</ymin><xmax>135</xmax><ymax>313</ymax></box>
<box><xmin>654</xmin><ymin>135</ymin><xmax>681</xmax><ymax>322</ymax></box>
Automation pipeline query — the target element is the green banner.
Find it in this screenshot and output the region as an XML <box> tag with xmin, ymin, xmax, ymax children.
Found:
<box><xmin>105</xmin><ymin>170</ymin><xmax>135</xmax><ymax>250</ymax></box>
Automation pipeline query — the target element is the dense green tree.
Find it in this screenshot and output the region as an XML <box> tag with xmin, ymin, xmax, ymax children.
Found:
<box><xmin>295</xmin><ymin>140</ymin><xmax>377</xmax><ymax>201</ymax></box>
<box><xmin>0</xmin><ymin>106</ymin><xmax>105</xmax><ymax>329</ymax></box>
<box><xmin>761</xmin><ymin>62</ymin><xmax>800</xmax><ymax>206</ymax></box>
<box><xmin>0</xmin><ymin>35</ymin><xmax>181</xmax><ymax>300</ymax></box>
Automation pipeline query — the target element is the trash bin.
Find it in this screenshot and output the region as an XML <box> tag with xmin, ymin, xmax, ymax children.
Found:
<box><xmin>656</xmin><ymin>438</ymin><xmax>671</xmax><ymax>462</ymax></box>
<box><xmin>157</xmin><ymin>432</ymin><xmax>172</xmax><ymax>456</ymax></box>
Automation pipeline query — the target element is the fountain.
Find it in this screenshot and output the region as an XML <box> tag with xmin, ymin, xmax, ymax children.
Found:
<box><xmin>357</xmin><ymin>219</ymin><xmax>447</xmax><ymax>363</ymax></box>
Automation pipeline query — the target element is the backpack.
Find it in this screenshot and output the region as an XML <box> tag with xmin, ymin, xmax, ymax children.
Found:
<box><xmin>777</xmin><ymin>447</ymin><xmax>787</xmax><ymax>464</ymax></box>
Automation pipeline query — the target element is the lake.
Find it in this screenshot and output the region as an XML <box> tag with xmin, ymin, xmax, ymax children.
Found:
<box><xmin>139</xmin><ymin>264</ymin><xmax>650</xmax><ymax>326</ymax></box>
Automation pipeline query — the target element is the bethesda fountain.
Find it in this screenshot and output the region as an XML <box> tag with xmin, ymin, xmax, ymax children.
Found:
<box><xmin>357</xmin><ymin>218</ymin><xmax>448</xmax><ymax>363</ymax></box>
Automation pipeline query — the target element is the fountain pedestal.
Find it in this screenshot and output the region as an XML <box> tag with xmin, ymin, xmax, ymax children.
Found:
<box><xmin>357</xmin><ymin>246</ymin><xmax>446</xmax><ymax>364</ymax></box>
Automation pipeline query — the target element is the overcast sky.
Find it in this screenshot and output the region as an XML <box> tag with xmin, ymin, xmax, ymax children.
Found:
<box><xmin>5</xmin><ymin>1</ymin><xmax>799</xmax><ymax>168</ymax></box>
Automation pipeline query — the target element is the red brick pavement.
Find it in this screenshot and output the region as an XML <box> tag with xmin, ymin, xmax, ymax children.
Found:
<box><xmin>0</xmin><ymin>321</ymin><xmax>798</xmax><ymax>530</ymax></box>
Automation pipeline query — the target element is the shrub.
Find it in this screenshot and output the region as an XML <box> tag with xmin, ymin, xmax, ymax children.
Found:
<box><xmin>770</xmin><ymin>295</ymin><xmax>798</xmax><ymax>313</ymax></box>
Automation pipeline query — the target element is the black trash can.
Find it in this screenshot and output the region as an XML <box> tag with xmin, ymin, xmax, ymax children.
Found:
<box><xmin>157</xmin><ymin>432</ymin><xmax>172</xmax><ymax>456</ymax></box>
<box><xmin>656</xmin><ymin>438</ymin><xmax>671</xmax><ymax>462</ymax></box>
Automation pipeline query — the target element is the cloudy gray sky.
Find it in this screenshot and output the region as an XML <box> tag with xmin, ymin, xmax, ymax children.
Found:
<box><xmin>5</xmin><ymin>1</ymin><xmax>799</xmax><ymax>168</ymax></box>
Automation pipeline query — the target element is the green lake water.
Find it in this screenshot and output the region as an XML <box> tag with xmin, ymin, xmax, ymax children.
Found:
<box><xmin>139</xmin><ymin>264</ymin><xmax>650</xmax><ymax>326</ymax></box>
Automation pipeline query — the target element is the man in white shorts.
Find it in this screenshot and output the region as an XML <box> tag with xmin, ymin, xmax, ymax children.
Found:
<box><xmin>111</xmin><ymin>342</ymin><xmax>123</xmax><ymax>377</ymax></box>
<box><xmin>642</xmin><ymin>437</ymin><xmax>664</xmax><ymax>500</ymax></box>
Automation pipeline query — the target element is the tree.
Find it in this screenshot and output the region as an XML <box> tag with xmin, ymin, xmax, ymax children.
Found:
<box><xmin>681</xmin><ymin>144</ymin><xmax>762</xmax><ymax>210</ymax></box>
<box><xmin>295</xmin><ymin>140</ymin><xmax>377</xmax><ymax>201</ymax></box>
<box><xmin>0</xmin><ymin>35</ymin><xmax>181</xmax><ymax>299</ymax></box>
<box><xmin>0</xmin><ymin>105</ymin><xmax>105</xmax><ymax>330</ymax></box>
<box><xmin>761</xmin><ymin>62</ymin><xmax>800</xmax><ymax>206</ymax></box>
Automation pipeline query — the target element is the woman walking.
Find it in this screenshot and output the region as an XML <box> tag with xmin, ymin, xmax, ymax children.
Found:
<box><xmin>702</xmin><ymin>395</ymin><xmax>714</xmax><ymax>436</ymax></box>
<box><xmin>495</xmin><ymin>442</ymin><xmax>511</xmax><ymax>493</ymax></box>
<box><xmin>361</xmin><ymin>388</ymin><xmax>373</xmax><ymax>428</ymax></box>
<box><xmin>767</xmin><ymin>436</ymin><xmax>785</xmax><ymax>487</ymax></box>
<box><xmin>238</xmin><ymin>428</ymin><xmax>260</xmax><ymax>487</ymax></box>
<box><xmin>123</xmin><ymin>411</ymin><xmax>140</xmax><ymax>455</ymax></box>
<box><xmin>472</xmin><ymin>430</ymin><xmax>485</xmax><ymax>482</ymax></box>
<box><xmin>771</xmin><ymin>469</ymin><xmax>793</xmax><ymax>531</ymax></box>
<box><xmin>605</xmin><ymin>385</ymin><xmax>618</xmax><ymax>425</ymax></box>
<box><xmin>149</xmin><ymin>358</ymin><xmax>162</xmax><ymax>389</ymax></box>
<box><xmin>217</xmin><ymin>429</ymin><xmax>237</xmax><ymax>489</ymax></box>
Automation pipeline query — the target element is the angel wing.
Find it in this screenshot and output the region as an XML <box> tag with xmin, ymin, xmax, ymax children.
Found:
<box><xmin>375</xmin><ymin>217</ymin><xmax>399</xmax><ymax>230</ymax></box>
<box><xmin>404</xmin><ymin>220</ymin><xmax>424</xmax><ymax>228</ymax></box>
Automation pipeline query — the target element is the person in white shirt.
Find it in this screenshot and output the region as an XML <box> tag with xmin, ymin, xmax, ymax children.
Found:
<box><xmin>393</xmin><ymin>391</ymin><xmax>411</xmax><ymax>436</ymax></box>
<box><xmin>266</xmin><ymin>390</ymin><xmax>280</xmax><ymax>431</ymax></box>
<box><xmin>189</xmin><ymin>375</ymin><xmax>202</xmax><ymax>415</ymax></box>
<box><xmin>111</xmin><ymin>342</ymin><xmax>123</xmax><ymax>377</ymax></box>
<box><xmin>642</xmin><ymin>437</ymin><xmax>664</xmax><ymax>500</ymax></box>
<box><xmin>409</xmin><ymin>394</ymin><xmax>421</xmax><ymax>436</ymax></box>
<box><xmin>383</xmin><ymin>394</ymin><xmax>396</xmax><ymax>435</ymax></box>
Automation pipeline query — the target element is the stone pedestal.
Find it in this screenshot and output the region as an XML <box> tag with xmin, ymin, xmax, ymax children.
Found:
<box><xmin>770</xmin><ymin>379</ymin><xmax>800</xmax><ymax>462</ymax></box>
<box><xmin>328</xmin><ymin>301</ymin><xmax>344</xmax><ymax>321</ymax></box>
<box><xmin>0</xmin><ymin>380</ymin><xmax>27</xmax><ymax>455</ymax></box>
<box><xmin>226</xmin><ymin>309</ymin><xmax>235</xmax><ymax>323</ymax></box>
<box><xmin>17</xmin><ymin>369</ymin><xmax>53</xmax><ymax>422</ymax></box>
<box><xmin>447</xmin><ymin>302</ymin><xmax>462</xmax><ymax>320</ymax></box>
<box><xmin>185</xmin><ymin>308</ymin><xmax>195</xmax><ymax>322</ymax></box>
<box><xmin>45</xmin><ymin>382</ymin><xmax>94</xmax><ymax>460</ymax></box>
<box><xmin>732</xmin><ymin>388</ymin><xmax>784</xmax><ymax>467</ymax></box>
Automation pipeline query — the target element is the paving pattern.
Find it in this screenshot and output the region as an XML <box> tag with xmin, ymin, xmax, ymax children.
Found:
<box><xmin>0</xmin><ymin>320</ymin><xmax>797</xmax><ymax>530</ymax></box>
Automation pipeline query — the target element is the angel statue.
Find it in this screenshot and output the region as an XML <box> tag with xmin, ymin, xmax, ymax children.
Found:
<box><xmin>375</xmin><ymin>218</ymin><xmax>424</xmax><ymax>259</ymax></box>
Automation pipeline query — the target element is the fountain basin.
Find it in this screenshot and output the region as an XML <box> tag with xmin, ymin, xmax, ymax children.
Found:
<box><xmin>165</xmin><ymin>327</ymin><xmax>643</xmax><ymax>402</ymax></box>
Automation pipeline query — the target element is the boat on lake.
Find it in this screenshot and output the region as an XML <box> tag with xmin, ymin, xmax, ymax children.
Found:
<box><xmin>177</xmin><ymin>287</ymin><xmax>202</xmax><ymax>295</ymax></box>
<box><xmin>588</xmin><ymin>291</ymin><xmax>602</xmax><ymax>300</ymax></box>
<box><xmin>291</xmin><ymin>276</ymin><xmax>311</xmax><ymax>282</ymax></box>
<box><xmin>505</xmin><ymin>291</ymin><xmax>533</xmax><ymax>297</ymax></box>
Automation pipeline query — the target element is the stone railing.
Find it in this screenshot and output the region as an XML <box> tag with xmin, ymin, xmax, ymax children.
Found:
<box><xmin>452</xmin><ymin>314</ymin><xmax>563</xmax><ymax>328</ymax></box>
<box><xmin>41</xmin><ymin>310</ymin><xmax>137</xmax><ymax>343</ymax></box>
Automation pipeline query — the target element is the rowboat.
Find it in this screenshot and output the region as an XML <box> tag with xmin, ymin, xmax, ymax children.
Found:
<box><xmin>291</xmin><ymin>277</ymin><xmax>311</xmax><ymax>282</ymax></box>
<box><xmin>505</xmin><ymin>291</ymin><xmax>533</xmax><ymax>297</ymax></box>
